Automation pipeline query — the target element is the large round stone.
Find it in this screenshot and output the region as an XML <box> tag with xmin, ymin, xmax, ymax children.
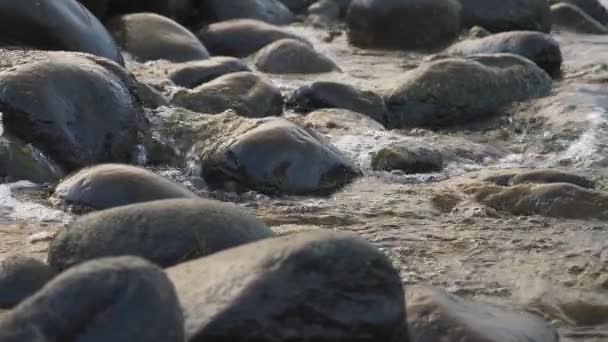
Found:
<box><xmin>254</xmin><ymin>39</ymin><xmax>340</xmax><ymax>74</ymax></box>
<box><xmin>197</xmin><ymin>19</ymin><xmax>310</xmax><ymax>57</ymax></box>
<box><xmin>200</xmin><ymin>118</ymin><xmax>360</xmax><ymax>195</ymax></box>
<box><xmin>459</xmin><ymin>0</ymin><xmax>552</xmax><ymax>33</ymax></box>
<box><xmin>0</xmin><ymin>51</ymin><xmax>142</xmax><ymax>172</ymax></box>
<box><xmin>0</xmin><ymin>257</ymin><xmax>54</xmax><ymax>309</ymax></box>
<box><xmin>48</xmin><ymin>199</ymin><xmax>274</xmax><ymax>270</ymax></box>
<box><xmin>346</xmin><ymin>0</ymin><xmax>461</xmax><ymax>50</ymax></box>
<box><xmin>447</xmin><ymin>31</ymin><xmax>563</xmax><ymax>77</ymax></box>
<box><xmin>171</xmin><ymin>72</ymin><xmax>284</xmax><ymax>118</ymax></box>
<box><xmin>0</xmin><ymin>0</ymin><xmax>124</xmax><ymax>65</ymax></box>
<box><xmin>194</xmin><ymin>0</ymin><xmax>294</xmax><ymax>25</ymax></box>
<box><xmin>384</xmin><ymin>54</ymin><xmax>552</xmax><ymax>128</ymax></box>
<box><xmin>168</xmin><ymin>57</ymin><xmax>251</xmax><ymax>88</ymax></box>
<box><xmin>53</xmin><ymin>164</ymin><xmax>198</xmax><ymax>210</ymax></box>
<box><xmin>550</xmin><ymin>2</ymin><xmax>608</xmax><ymax>34</ymax></box>
<box><xmin>0</xmin><ymin>256</ymin><xmax>184</xmax><ymax>342</ymax></box>
<box><xmin>551</xmin><ymin>0</ymin><xmax>608</xmax><ymax>25</ymax></box>
<box><xmin>168</xmin><ymin>231</ymin><xmax>406</xmax><ymax>342</ymax></box>
<box><xmin>107</xmin><ymin>13</ymin><xmax>210</xmax><ymax>63</ymax></box>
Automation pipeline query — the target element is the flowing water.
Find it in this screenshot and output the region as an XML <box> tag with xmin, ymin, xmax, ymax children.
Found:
<box><xmin>3</xmin><ymin>20</ymin><xmax>608</xmax><ymax>341</ymax></box>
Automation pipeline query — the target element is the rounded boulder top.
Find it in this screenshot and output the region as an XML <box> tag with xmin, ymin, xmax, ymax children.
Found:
<box><xmin>0</xmin><ymin>0</ymin><xmax>124</xmax><ymax>65</ymax></box>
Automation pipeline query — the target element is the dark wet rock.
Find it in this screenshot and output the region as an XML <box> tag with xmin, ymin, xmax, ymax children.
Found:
<box><xmin>0</xmin><ymin>0</ymin><xmax>124</xmax><ymax>65</ymax></box>
<box><xmin>459</xmin><ymin>0</ymin><xmax>551</xmax><ymax>33</ymax></box>
<box><xmin>484</xmin><ymin>169</ymin><xmax>595</xmax><ymax>188</ymax></box>
<box><xmin>0</xmin><ymin>256</ymin><xmax>184</xmax><ymax>342</ymax></box>
<box><xmin>302</xmin><ymin>108</ymin><xmax>386</xmax><ymax>134</ymax></box>
<box><xmin>199</xmin><ymin>117</ymin><xmax>360</xmax><ymax>195</ymax></box>
<box><xmin>550</xmin><ymin>2</ymin><xmax>608</xmax><ymax>34</ymax></box>
<box><xmin>308</xmin><ymin>0</ymin><xmax>341</xmax><ymax>22</ymax></box>
<box><xmin>384</xmin><ymin>54</ymin><xmax>552</xmax><ymax>128</ymax></box>
<box><xmin>79</xmin><ymin>0</ymin><xmax>194</xmax><ymax>23</ymax></box>
<box><xmin>195</xmin><ymin>0</ymin><xmax>294</xmax><ymax>25</ymax></box>
<box><xmin>0</xmin><ymin>135</ymin><xmax>63</xmax><ymax>183</ymax></box>
<box><xmin>135</xmin><ymin>80</ymin><xmax>169</xmax><ymax>108</ymax></box>
<box><xmin>0</xmin><ymin>50</ymin><xmax>142</xmax><ymax>172</ymax></box>
<box><xmin>254</xmin><ymin>39</ymin><xmax>340</xmax><ymax>74</ymax></box>
<box><xmin>279</xmin><ymin>0</ymin><xmax>315</xmax><ymax>12</ymax></box>
<box><xmin>168</xmin><ymin>230</ymin><xmax>405</xmax><ymax>342</ymax></box>
<box><xmin>407</xmin><ymin>285</ymin><xmax>558</xmax><ymax>342</ymax></box>
<box><xmin>198</xmin><ymin>19</ymin><xmax>310</xmax><ymax>57</ymax></box>
<box><xmin>53</xmin><ymin>164</ymin><xmax>197</xmax><ymax>210</ymax></box>
<box><xmin>372</xmin><ymin>145</ymin><xmax>444</xmax><ymax>174</ymax></box>
<box><xmin>346</xmin><ymin>0</ymin><xmax>461</xmax><ymax>50</ymax></box>
<box><xmin>48</xmin><ymin>199</ymin><xmax>273</xmax><ymax>270</ymax></box>
<box><xmin>551</xmin><ymin>0</ymin><xmax>608</xmax><ymax>25</ymax></box>
<box><xmin>0</xmin><ymin>257</ymin><xmax>54</xmax><ymax>309</ymax></box>
<box><xmin>468</xmin><ymin>26</ymin><xmax>492</xmax><ymax>38</ymax></box>
<box><xmin>447</xmin><ymin>31</ymin><xmax>563</xmax><ymax>77</ymax></box>
<box><xmin>171</xmin><ymin>72</ymin><xmax>284</xmax><ymax>118</ymax></box>
<box><xmin>107</xmin><ymin>13</ymin><xmax>210</xmax><ymax>63</ymax></box>
<box><xmin>287</xmin><ymin>81</ymin><xmax>387</xmax><ymax>125</ymax></box>
<box><xmin>168</xmin><ymin>57</ymin><xmax>251</xmax><ymax>88</ymax></box>
<box><xmin>466</xmin><ymin>182</ymin><xmax>608</xmax><ymax>219</ymax></box>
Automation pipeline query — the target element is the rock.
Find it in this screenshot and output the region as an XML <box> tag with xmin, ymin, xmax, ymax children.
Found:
<box><xmin>197</xmin><ymin>19</ymin><xmax>311</xmax><ymax>57</ymax></box>
<box><xmin>407</xmin><ymin>285</ymin><xmax>558</xmax><ymax>342</ymax></box>
<box><xmin>168</xmin><ymin>57</ymin><xmax>251</xmax><ymax>88</ymax></box>
<box><xmin>0</xmin><ymin>0</ymin><xmax>124</xmax><ymax>65</ymax></box>
<box><xmin>198</xmin><ymin>117</ymin><xmax>360</xmax><ymax>195</ymax></box>
<box><xmin>287</xmin><ymin>81</ymin><xmax>387</xmax><ymax>125</ymax></box>
<box><xmin>551</xmin><ymin>0</ymin><xmax>608</xmax><ymax>25</ymax></box>
<box><xmin>468</xmin><ymin>26</ymin><xmax>492</xmax><ymax>38</ymax></box>
<box><xmin>195</xmin><ymin>0</ymin><xmax>294</xmax><ymax>25</ymax></box>
<box><xmin>302</xmin><ymin>108</ymin><xmax>386</xmax><ymax>134</ymax></box>
<box><xmin>466</xmin><ymin>182</ymin><xmax>608</xmax><ymax>219</ymax></box>
<box><xmin>550</xmin><ymin>2</ymin><xmax>608</xmax><ymax>34</ymax></box>
<box><xmin>346</xmin><ymin>0</ymin><xmax>461</xmax><ymax>50</ymax></box>
<box><xmin>135</xmin><ymin>80</ymin><xmax>170</xmax><ymax>108</ymax></box>
<box><xmin>459</xmin><ymin>0</ymin><xmax>552</xmax><ymax>33</ymax></box>
<box><xmin>384</xmin><ymin>54</ymin><xmax>552</xmax><ymax>128</ymax></box>
<box><xmin>254</xmin><ymin>39</ymin><xmax>340</xmax><ymax>74</ymax></box>
<box><xmin>48</xmin><ymin>199</ymin><xmax>273</xmax><ymax>270</ymax></box>
<box><xmin>107</xmin><ymin>13</ymin><xmax>210</xmax><ymax>63</ymax></box>
<box><xmin>484</xmin><ymin>169</ymin><xmax>595</xmax><ymax>188</ymax></box>
<box><xmin>79</xmin><ymin>0</ymin><xmax>195</xmax><ymax>24</ymax></box>
<box><xmin>53</xmin><ymin>164</ymin><xmax>198</xmax><ymax>210</ymax></box>
<box><xmin>0</xmin><ymin>257</ymin><xmax>54</xmax><ymax>309</ymax></box>
<box><xmin>0</xmin><ymin>50</ymin><xmax>142</xmax><ymax>172</ymax></box>
<box><xmin>447</xmin><ymin>31</ymin><xmax>563</xmax><ymax>77</ymax></box>
<box><xmin>168</xmin><ymin>230</ymin><xmax>405</xmax><ymax>342</ymax></box>
<box><xmin>308</xmin><ymin>0</ymin><xmax>341</xmax><ymax>22</ymax></box>
<box><xmin>0</xmin><ymin>256</ymin><xmax>184</xmax><ymax>342</ymax></box>
<box><xmin>372</xmin><ymin>145</ymin><xmax>444</xmax><ymax>174</ymax></box>
<box><xmin>0</xmin><ymin>135</ymin><xmax>63</xmax><ymax>183</ymax></box>
<box><xmin>279</xmin><ymin>0</ymin><xmax>315</xmax><ymax>12</ymax></box>
<box><xmin>171</xmin><ymin>72</ymin><xmax>284</xmax><ymax>117</ymax></box>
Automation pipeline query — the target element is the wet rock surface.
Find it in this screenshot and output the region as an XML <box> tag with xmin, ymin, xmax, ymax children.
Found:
<box><xmin>168</xmin><ymin>231</ymin><xmax>405</xmax><ymax>342</ymax></box>
<box><xmin>287</xmin><ymin>81</ymin><xmax>387</xmax><ymax>124</ymax></box>
<box><xmin>199</xmin><ymin>117</ymin><xmax>360</xmax><ymax>195</ymax></box>
<box><xmin>53</xmin><ymin>164</ymin><xmax>197</xmax><ymax>210</ymax></box>
<box><xmin>0</xmin><ymin>0</ymin><xmax>124</xmax><ymax>65</ymax></box>
<box><xmin>171</xmin><ymin>72</ymin><xmax>284</xmax><ymax>117</ymax></box>
<box><xmin>407</xmin><ymin>285</ymin><xmax>559</xmax><ymax>342</ymax></box>
<box><xmin>346</xmin><ymin>0</ymin><xmax>461</xmax><ymax>50</ymax></box>
<box><xmin>0</xmin><ymin>50</ymin><xmax>142</xmax><ymax>172</ymax></box>
<box><xmin>0</xmin><ymin>256</ymin><xmax>184</xmax><ymax>342</ymax></box>
<box><xmin>168</xmin><ymin>57</ymin><xmax>251</xmax><ymax>88</ymax></box>
<box><xmin>197</xmin><ymin>19</ymin><xmax>309</xmax><ymax>57</ymax></box>
<box><xmin>384</xmin><ymin>54</ymin><xmax>552</xmax><ymax>128</ymax></box>
<box><xmin>107</xmin><ymin>13</ymin><xmax>210</xmax><ymax>63</ymax></box>
<box><xmin>195</xmin><ymin>0</ymin><xmax>294</xmax><ymax>25</ymax></box>
<box><xmin>459</xmin><ymin>0</ymin><xmax>552</xmax><ymax>33</ymax></box>
<box><xmin>551</xmin><ymin>2</ymin><xmax>608</xmax><ymax>34</ymax></box>
<box><xmin>446</xmin><ymin>31</ymin><xmax>563</xmax><ymax>77</ymax></box>
<box><xmin>0</xmin><ymin>256</ymin><xmax>54</xmax><ymax>309</ymax></box>
<box><xmin>48</xmin><ymin>199</ymin><xmax>273</xmax><ymax>270</ymax></box>
<box><xmin>254</xmin><ymin>38</ymin><xmax>340</xmax><ymax>74</ymax></box>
